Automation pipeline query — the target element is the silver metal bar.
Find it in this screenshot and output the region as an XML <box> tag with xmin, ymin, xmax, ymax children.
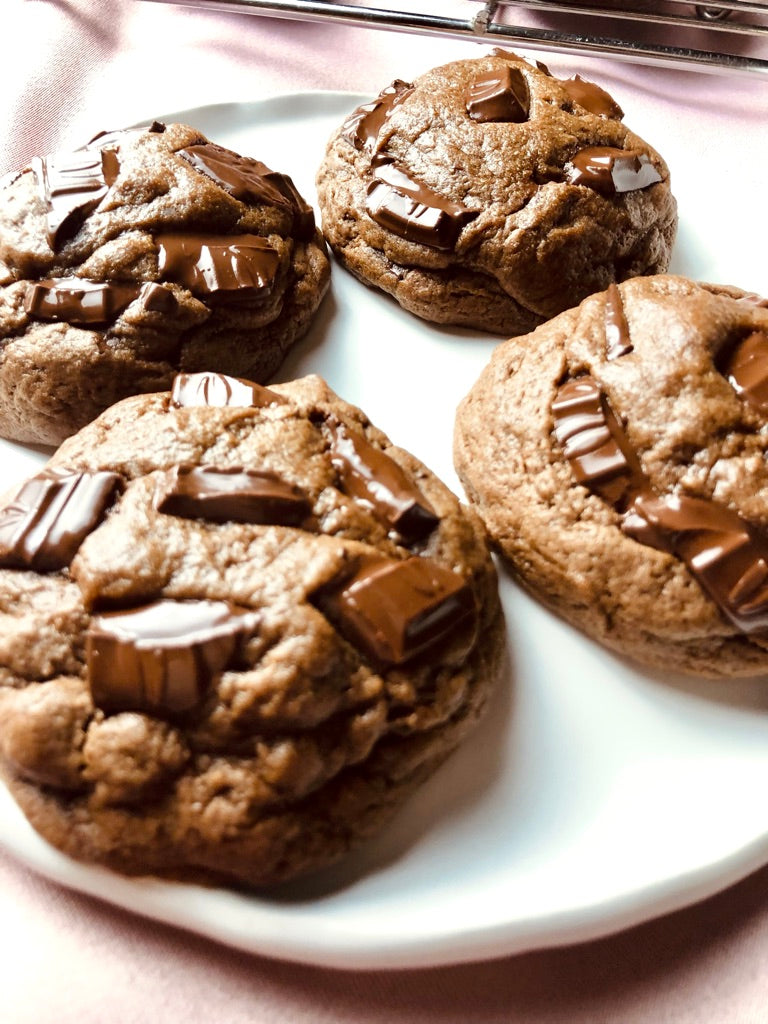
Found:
<box><xmin>136</xmin><ymin>0</ymin><xmax>768</xmax><ymax>75</ymax></box>
<box><xmin>501</xmin><ymin>0</ymin><xmax>768</xmax><ymax>38</ymax></box>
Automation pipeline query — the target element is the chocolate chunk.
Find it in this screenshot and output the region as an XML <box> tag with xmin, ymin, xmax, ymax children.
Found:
<box><xmin>313</xmin><ymin>555</ymin><xmax>476</xmax><ymax>666</ymax></box>
<box><xmin>138</xmin><ymin>282</ymin><xmax>178</xmax><ymax>314</ymax></box>
<box><xmin>86</xmin><ymin>122</ymin><xmax>166</xmax><ymax>151</ymax></box>
<box><xmin>87</xmin><ymin>599</ymin><xmax>260</xmax><ymax>715</ymax></box>
<box><xmin>561</xmin><ymin>76</ymin><xmax>624</xmax><ymax>119</ymax></box>
<box><xmin>24</xmin><ymin>278</ymin><xmax>142</xmax><ymax>327</ymax></box>
<box><xmin>0</xmin><ymin>469</ymin><xmax>121</xmax><ymax>572</ymax></box>
<box><xmin>566</xmin><ymin>147</ymin><xmax>662</xmax><ymax>197</ymax></box>
<box><xmin>466</xmin><ymin>65</ymin><xmax>529</xmax><ymax>123</ymax></box>
<box><xmin>170</xmin><ymin>371</ymin><xmax>286</xmax><ymax>409</ymax></box>
<box><xmin>555</xmin><ymin>374</ymin><xmax>768</xmax><ymax>636</ymax></box>
<box><xmin>366</xmin><ymin>159</ymin><xmax>478</xmax><ymax>251</ymax></box>
<box><xmin>718</xmin><ymin>331</ymin><xmax>768</xmax><ymax>415</ymax></box>
<box><xmin>154</xmin><ymin>465</ymin><xmax>311</xmax><ymax>526</ymax></box>
<box><xmin>178</xmin><ymin>144</ymin><xmax>315</xmax><ymax>239</ymax></box>
<box><xmin>155</xmin><ymin>233</ymin><xmax>279</xmax><ymax>300</ymax></box>
<box><xmin>341</xmin><ymin>80</ymin><xmax>413</xmax><ymax>152</ymax></box>
<box><xmin>327</xmin><ymin>417</ymin><xmax>438</xmax><ymax>542</ymax></box>
<box><xmin>622</xmin><ymin>492</ymin><xmax>768</xmax><ymax>635</ymax></box>
<box><xmin>604</xmin><ymin>283</ymin><xmax>633</xmax><ymax>360</ymax></box>
<box><xmin>31</xmin><ymin>148</ymin><xmax>119</xmax><ymax>249</ymax></box>
<box><xmin>552</xmin><ymin>376</ymin><xmax>643</xmax><ymax>508</ymax></box>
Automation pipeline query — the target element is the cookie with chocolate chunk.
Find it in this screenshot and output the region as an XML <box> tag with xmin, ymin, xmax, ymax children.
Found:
<box><xmin>0</xmin><ymin>122</ymin><xmax>330</xmax><ymax>445</ymax></box>
<box><xmin>455</xmin><ymin>275</ymin><xmax>768</xmax><ymax>676</ymax></box>
<box><xmin>316</xmin><ymin>52</ymin><xmax>677</xmax><ymax>335</ymax></box>
<box><xmin>0</xmin><ymin>373</ymin><xmax>502</xmax><ymax>889</ymax></box>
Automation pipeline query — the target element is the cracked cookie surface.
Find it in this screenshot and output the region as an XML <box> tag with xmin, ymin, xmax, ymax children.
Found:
<box><xmin>316</xmin><ymin>52</ymin><xmax>677</xmax><ymax>335</ymax></box>
<box><xmin>454</xmin><ymin>275</ymin><xmax>768</xmax><ymax>676</ymax></box>
<box><xmin>0</xmin><ymin>122</ymin><xmax>330</xmax><ymax>446</ymax></box>
<box><xmin>0</xmin><ymin>373</ymin><xmax>503</xmax><ymax>888</ymax></box>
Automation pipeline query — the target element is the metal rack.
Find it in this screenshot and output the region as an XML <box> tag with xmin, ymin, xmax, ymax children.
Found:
<box><xmin>138</xmin><ymin>0</ymin><xmax>768</xmax><ymax>75</ymax></box>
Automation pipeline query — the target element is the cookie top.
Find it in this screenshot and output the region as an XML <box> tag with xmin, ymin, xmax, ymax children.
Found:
<box><xmin>316</xmin><ymin>51</ymin><xmax>677</xmax><ymax>335</ymax></box>
<box><xmin>0</xmin><ymin>122</ymin><xmax>330</xmax><ymax>445</ymax></box>
<box><xmin>0</xmin><ymin>373</ymin><xmax>502</xmax><ymax>888</ymax></box>
<box><xmin>454</xmin><ymin>275</ymin><xmax>768</xmax><ymax>677</ymax></box>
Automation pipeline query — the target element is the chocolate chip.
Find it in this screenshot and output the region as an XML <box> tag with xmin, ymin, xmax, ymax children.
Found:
<box><xmin>154</xmin><ymin>465</ymin><xmax>311</xmax><ymax>526</ymax></box>
<box><xmin>466</xmin><ymin>66</ymin><xmax>529</xmax><ymax>123</ymax></box>
<box><xmin>87</xmin><ymin>599</ymin><xmax>260</xmax><ymax>715</ymax></box>
<box><xmin>365</xmin><ymin>158</ymin><xmax>478</xmax><ymax>251</ymax></box>
<box><xmin>312</xmin><ymin>555</ymin><xmax>476</xmax><ymax>667</ymax></box>
<box><xmin>170</xmin><ymin>371</ymin><xmax>286</xmax><ymax>409</ymax></box>
<box><xmin>327</xmin><ymin>416</ymin><xmax>438</xmax><ymax>542</ymax></box>
<box><xmin>0</xmin><ymin>469</ymin><xmax>121</xmax><ymax>572</ymax></box>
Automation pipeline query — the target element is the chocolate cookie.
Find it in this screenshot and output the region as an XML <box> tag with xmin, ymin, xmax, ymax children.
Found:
<box><xmin>316</xmin><ymin>52</ymin><xmax>677</xmax><ymax>335</ymax></box>
<box><xmin>0</xmin><ymin>122</ymin><xmax>330</xmax><ymax>446</ymax></box>
<box><xmin>455</xmin><ymin>275</ymin><xmax>768</xmax><ymax>676</ymax></box>
<box><xmin>0</xmin><ymin>373</ymin><xmax>503</xmax><ymax>889</ymax></box>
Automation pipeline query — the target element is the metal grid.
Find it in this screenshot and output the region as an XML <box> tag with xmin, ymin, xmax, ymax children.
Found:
<box><xmin>138</xmin><ymin>0</ymin><xmax>768</xmax><ymax>75</ymax></box>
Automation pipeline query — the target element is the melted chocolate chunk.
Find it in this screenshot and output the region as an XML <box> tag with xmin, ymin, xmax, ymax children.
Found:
<box><xmin>85</xmin><ymin>122</ymin><xmax>166</xmax><ymax>151</ymax></box>
<box><xmin>178</xmin><ymin>144</ymin><xmax>315</xmax><ymax>240</ymax></box>
<box><xmin>327</xmin><ymin>417</ymin><xmax>438</xmax><ymax>542</ymax></box>
<box><xmin>155</xmin><ymin>233</ymin><xmax>279</xmax><ymax>300</ymax></box>
<box><xmin>313</xmin><ymin>556</ymin><xmax>476</xmax><ymax>667</ymax></box>
<box><xmin>466</xmin><ymin>65</ymin><xmax>529</xmax><ymax>123</ymax></box>
<box><xmin>32</xmin><ymin>148</ymin><xmax>119</xmax><ymax>249</ymax></box>
<box><xmin>139</xmin><ymin>281</ymin><xmax>179</xmax><ymax>314</ymax></box>
<box><xmin>0</xmin><ymin>469</ymin><xmax>121</xmax><ymax>572</ymax></box>
<box><xmin>718</xmin><ymin>331</ymin><xmax>768</xmax><ymax>415</ymax></box>
<box><xmin>604</xmin><ymin>283</ymin><xmax>633</xmax><ymax>360</ymax></box>
<box><xmin>366</xmin><ymin>159</ymin><xmax>478</xmax><ymax>251</ymax></box>
<box><xmin>622</xmin><ymin>493</ymin><xmax>768</xmax><ymax>635</ymax></box>
<box><xmin>87</xmin><ymin>599</ymin><xmax>260</xmax><ymax>715</ymax></box>
<box><xmin>554</xmin><ymin>374</ymin><xmax>768</xmax><ymax>636</ymax></box>
<box><xmin>552</xmin><ymin>376</ymin><xmax>643</xmax><ymax>508</ymax></box>
<box><xmin>24</xmin><ymin>278</ymin><xmax>142</xmax><ymax>326</ymax></box>
<box><xmin>155</xmin><ymin>465</ymin><xmax>311</xmax><ymax>526</ymax></box>
<box><xmin>561</xmin><ymin>76</ymin><xmax>624</xmax><ymax>119</ymax></box>
<box><xmin>170</xmin><ymin>371</ymin><xmax>286</xmax><ymax>409</ymax></box>
<box><xmin>341</xmin><ymin>80</ymin><xmax>413</xmax><ymax>153</ymax></box>
<box><xmin>566</xmin><ymin>147</ymin><xmax>662</xmax><ymax>197</ymax></box>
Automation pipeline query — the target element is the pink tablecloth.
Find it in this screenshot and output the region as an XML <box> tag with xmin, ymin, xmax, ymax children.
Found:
<box><xmin>2</xmin><ymin>2</ymin><xmax>768</xmax><ymax>1020</ymax></box>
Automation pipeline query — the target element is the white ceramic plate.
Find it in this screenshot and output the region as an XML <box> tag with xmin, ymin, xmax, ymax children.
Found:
<box><xmin>2</xmin><ymin>91</ymin><xmax>768</xmax><ymax>971</ymax></box>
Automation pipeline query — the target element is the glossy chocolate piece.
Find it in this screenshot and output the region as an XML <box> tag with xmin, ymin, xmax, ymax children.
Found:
<box><xmin>179</xmin><ymin>144</ymin><xmax>314</xmax><ymax>240</ymax></box>
<box><xmin>341</xmin><ymin>80</ymin><xmax>413</xmax><ymax>153</ymax></box>
<box><xmin>314</xmin><ymin>555</ymin><xmax>476</xmax><ymax>666</ymax></box>
<box><xmin>328</xmin><ymin>417</ymin><xmax>438</xmax><ymax>542</ymax></box>
<box><xmin>552</xmin><ymin>376</ymin><xmax>643</xmax><ymax>508</ymax></box>
<box><xmin>366</xmin><ymin>159</ymin><xmax>478</xmax><ymax>251</ymax></box>
<box><xmin>155</xmin><ymin>233</ymin><xmax>279</xmax><ymax>300</ymax></box>
<box><xmin>155</xmin><ymin>465</ymin><xmax>311</xmax><ymax>526</ymax></box>
<box><xmin>466</xmin><ymin>65</ymin><xmax>529</xmax><ymax>123</ymax></box>
<box><xmin>87</xmin><ymin>599</ymin><xmax>260</xmax><ymax>715</ymax></box>
<box><xmin>562</xmin><ymin>76</ymin><xmax>623</xmax><ymax>119</ymax></box>
<box><xmin>0</xmin><ymin>468</ymin><xmax>121</xmax><ymax>572</ymax></box>
<box><xmin>24</xmin><ymin>278</ymin><xmax>142</xmax><ymax>326</ymax></box>
<box><xmin>86</xmin><ymin>122</ymin><xmax>166</xmax><ymax>151</ymax></box>
<box><xmin>622</xmin><ymin>492</ymin><xmax>768</xmax><ymax>635</ymax></box>
<box><xmin>32</xmin><ymin>148</ymin><xmax>119</xmax><ymax>249</ymax></box>
<box><xmin>719</xmin><ymin>331</ymin><xmax>768</xmax><ymax>414</ymax></box>
<box><xmin>604</xmin><ymin>283</ymin><xmax>633</xmax><ymax>360</ymax></box>
<box><xmin>566</xmin><ymin>147</ymin><xmax>662</xmax><ymax>197</ymax></box>
<box><xmin>170</xmin><ymin>371</ymin><xmax>286</xmax><ymax>409</ymax></box>
<box><xmin>554</xmin><ymin>374</ymin><xmax>768</xmax><ymax>636</ymax></box>
<box><xmin>139</xmin><ymin>281</ymin><xmax>179</xmax><ymax>314</ymax></box>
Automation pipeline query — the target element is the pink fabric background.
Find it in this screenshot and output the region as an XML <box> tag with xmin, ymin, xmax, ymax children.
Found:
<box><xmin>2</xmin><ymin>2</ymin><xmax>768</xmax><ymax>1020</ymax></box>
